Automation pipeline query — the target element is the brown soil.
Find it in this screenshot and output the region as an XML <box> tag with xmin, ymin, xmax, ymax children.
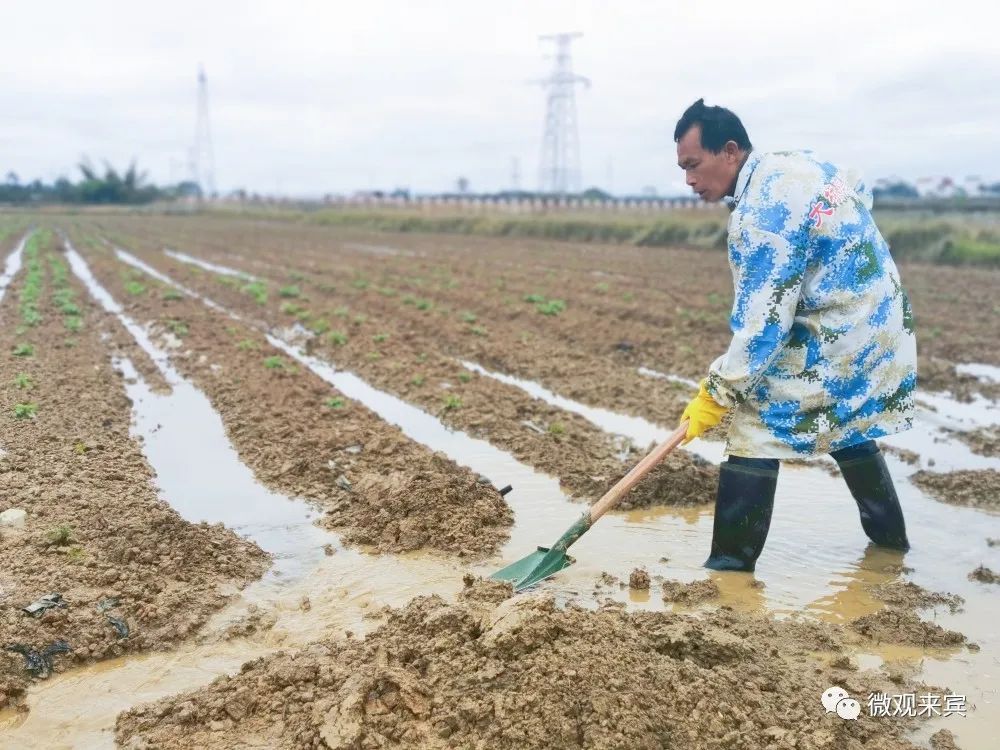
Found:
<box><xmin>849</xmin><ymin>610</ymin><xmax>966</xmax><ymax>648</ymax></box>
<box><xmin>870</xmin><ymin>581</ymin><xmax>964</xmax><ymax>613</ymax></box>
<box><xmin>911</xmin><ymin>469</ymin><xmax>1000</xmax><ymax>511</ymax></box>
<box><xmin>947</xmin><ymin>426</ymin><xmax>1000</xmax><ymax>458</ymax></box>
<box><xmin>95</xmin><ymin>215</ymin><xmax>1000</xmax><ymax>406</ymax></box>
<box><xmin>347</xmin><ymin>455</ymin><xmax>511</xmax><ymax>554</ymax></box>
<box><xmin>73</xmin><ymin>239</ymin><xmax>514</xmax><ymax>556</ymax></box>
<box><xmin>87</xmin><ymin>227</ymin><xmax>718</xmax><ymax>510</ymax></box>
<box><xmin>881</xmin><ymin>444</ymin><xmax>920</xmax><ymax>466</ymax></box>
<box><xmin>661</xmin><ymin>578</ymin><xmax>721</xmax><ymax>605</ymax></box>
<box><xmin>928</xmin><ymin>728</ymin><xmax>962</xmax><ymax>750</ymax></box>
<box><xmin>0</xmin><ymin>238</ymin><xmax>268</xmax><ymax>710</ymax></box>
<box><xmin>968</xmin><ymin>565</ymin><xmax>999</xmax><ymax>584</ymax></box>
<box><xmin>116</xmin><ymin>582</ymin><xmax>929</xmax><ymax>750</ymax></box>
<box><xmin>627</xmin><ymin>568</ymin><xmax>649</xmax><ymax>590</ymax></box>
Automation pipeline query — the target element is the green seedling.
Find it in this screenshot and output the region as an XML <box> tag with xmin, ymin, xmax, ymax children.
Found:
<box><xmin>13</xmin><ymin>343</ymin><xmax>34</xmax><ymax>357</ymax></box>
<box><xmin>307</xmin><ymin>318</ymin><xmax>330</xmax><ymax>335</ymax></box>
<box><xmin>263</xmin><ymin>356</ymin><xmax>287</xmax><ymax>370</ymax></box>
<box><xmin>237</xmin><ymin>339</ymin><xmax>258</xmax><ymax>351</ymax></box>
<box><xmin>166</xmin><ymin>320</ymin><xmax>189</xmax><ymax>337</ymax></box>
<box><xmin>242</xmin><ymin>280</ymin><xmax>268</xmax><ymax>305</ymax></box>
<box><xmin>411</xmin><ymin>374</ymin><xmax>426</xmax><ymax>386</ymax></box>
<box><xmin>289</xmin><ymin>271</ymin><xmax>305</xmax><ymax>282</ymax></box>
<box><xmin>328</xmin><ymin>331</ymin><xmax>348</xmax><ymax>346</ymax></box>
<box><xmin>457</xmin><ymin>372</ymin><xmax>472</xmax><ymax>383</ymax></box>
<box><xmin>402</xmin><ymin>295</ymin><xmax>417</xmax><ymax>306</ymax></box>
<box><xmin>279</xmin><ymin>285</ymin><xmax>301</xmax><ymax>298</ymax></box>
<box><xmin>124</xmin><ymin>281</ymin><xmax>146</xmax><ymax>296</ymax></box>
<box><xmin>470</xmin><ymin>325</ymin><xmax>488</xmax><ymax>337</ymax></box>
<box><xmin>415</xmin><ymin>299</ymin><xmax>432</xmax><ymax>311</ymax></box>
<box><xmin>443</xmin><ymin>395</ymin><xmax>462</xmax><ymax>411</ymax></box>
<box><xmin>325</xmin><ymin>397</ymin><xmax>345</xmax><ymax>409</ymax></box>
<box><xmin>372</xmin><ymin>333</ymin><xmax>389</xmax><ymax>343</ymax></box>
<box><xmin>524</xmin><ymin>293</ymin><xmax>546</xmax><ymax>304</ymax></box>
<box><xmin>377</xmin><ymin>287</ymin><xmax>396</xmax><ymax>297</ymax></box>
<box><xmin>548</xmin><ymin>422</ymin><xmax>565</xmax><ymax>436</ymax></box>
<box><xmin>13</xmin><ymin>402</ymin><xmax>38</xmax><ymax>419</ymax></box>
<box><xmin>460</xmin><ymin>312</ymin><xmax>477</xmax><ymax>323</ymax></box>
<box><xmin>351</xmin><ymin>278</ymin><xmax>369</xmax><ymax>290</ymax></box>
<box><xmin>162</xmin><ymin>289</ymin><xmax>184</xmax><ymax>301</ymax></box>
<box><xmin>537</xmin><ymin>299</ymin><xmax>565</xmax><ymax>316</ymax></box>
<box><xmin>353</xmin><ymin>314</ymin><xmax>367</xmax><ymax>325</ymax></box>
<box><xmin>594</xmin><ymin>282</ymin><xmax>609</xmax><ymax>293</ymax></box>
<box><xmin>13</xmin><ymin>373</ymin><xmax>33</xmax><ymax>389</ymax></box>
<box><xmin>333</xmin><ymin>306</ymin><xmax>349</xmax><ymax>318</ymax></box>
<box><xmin>59</xmin><ymin>301</ymin><xmax>81</xmax><ymax>315</ymax></box>
<box><xmin>46</xmin><ymin>525</ymin><xmax>75</xmax><ymax>547</ymax></box>
<box><xmin>73</xmin><ymin>441</ymin><xmax>88</xmax><ymax>454</ymax></box>
<box><xmin>416</xmin><ymin>352</ymin><xmax>428</xmax><ymax>363</ymax></box>
<box><xmin>66</xmin><ymin>546</ymin><xmax>86</xmax><ymax>562</ymax></box>
<box><xmin>281</xmin><ymin>301</ymin><xmax>305</xmax><ymax>316</ymax></box>
<box><xmin>366</xmin><ymin>351</ymin><xmax>381</xmax><ymax>360</ymax></box>
<box><xmin>622</xmin><ymin>292</ymin><xmax>635</xmax><ymax>302</ymax></box>
<box><xmin>64</xmin><ymin>315</ymin><xmax>84</xmax><ymax>332</ymax></box>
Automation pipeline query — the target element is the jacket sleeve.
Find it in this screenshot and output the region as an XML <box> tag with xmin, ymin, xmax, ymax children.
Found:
<box><xmin>705</xmin><ymin>192</ymin><xmax>812</xmax><ymax>408</ymax></box>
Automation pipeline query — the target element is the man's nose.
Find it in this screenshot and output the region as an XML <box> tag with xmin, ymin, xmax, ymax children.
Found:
<box><xmin>686</xmin><ymin>172</ymin><xmax>697</xmax><ymax>186</ymax></box>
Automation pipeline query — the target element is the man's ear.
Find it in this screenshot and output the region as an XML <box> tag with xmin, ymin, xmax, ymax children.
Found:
<box><xmin>724</xmin><ymin>140</ymin><xmax>741</xmax><ymax>162</ymax></box>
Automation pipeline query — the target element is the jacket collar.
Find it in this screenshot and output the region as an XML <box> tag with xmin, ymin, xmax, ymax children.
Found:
<box><xmin>725</xmin><ymin>150</ymin><xmax>760</xmax><ymax>209</ymax></box>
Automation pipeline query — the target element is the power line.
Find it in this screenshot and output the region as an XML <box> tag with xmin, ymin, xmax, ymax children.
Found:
<box><xmin>536</xmin><ymin>33</ymin><xmax>589</xmax><ymax>196</ymax></box>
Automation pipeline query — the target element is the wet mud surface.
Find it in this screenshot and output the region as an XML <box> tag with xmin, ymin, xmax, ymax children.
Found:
<box><xmin>850</xmin><ymin>610</ymin><xmax>967</xmax><ymax>648</ymax></box>
<box><xmin>74</xmin><ymin>241</ymin><xmax>514</xmax><ymax>557</ymax></box>
<box><xmin>0</xmin><ymin>237</ymin><xmax>268</xmax><ymax>710</ymax></box>
<box><xmin>116</xmin><ymin>582</ymin><xmax>931</xmax><ymax>750</ymax></box>
<box><xmin>93</xmin><ymin>230</ymin><xmax>718</xmax><ymax>510</ymax></box>
<box><xmin>910</xmin><ymin>470</ymin><xmax>1000</xmax><ymax>511</ymax></box>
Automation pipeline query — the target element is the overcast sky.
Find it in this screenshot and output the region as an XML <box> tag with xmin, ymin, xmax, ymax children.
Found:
<box><xmin>3</xmin><ymin>0</ymin><xmax>999</xmax><ymax>197</ymax></box>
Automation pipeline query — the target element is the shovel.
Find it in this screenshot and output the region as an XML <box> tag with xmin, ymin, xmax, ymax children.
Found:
<box><xmin>491</xmin><ymin>421</ymin><xmax>690</xmax><ymax>591</ymax></box>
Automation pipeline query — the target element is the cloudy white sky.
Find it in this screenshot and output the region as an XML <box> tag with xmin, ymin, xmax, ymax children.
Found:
<box><xmin>3</xmin><ymin>0</ymin><xmax>999</xmax><ymax>197</ymax></box>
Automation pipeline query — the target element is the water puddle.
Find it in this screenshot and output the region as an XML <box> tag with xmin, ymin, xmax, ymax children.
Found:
<box><xmin>164</xmin><ymin>247</ymin><xmax>257</xmax><ymax>280</ymax></box>
<box><xmin>956</xmin><ymin>362</ymin><xmax>1000</xmax><ymax>384</ymax></box>
<box><xmin>637</xmin><ymin>365</ymin><xmax>699</xmax><ymax>389</ymax></box>
<box><xmin>0</xmin><ymin>232</ymin><xmax>30</xmax><ymax>302</ymax></box>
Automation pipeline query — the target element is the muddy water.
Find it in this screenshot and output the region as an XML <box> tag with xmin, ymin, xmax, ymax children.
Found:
<box><xmin>3</xmin><ymin>244</ymin><xmax>996</xmax><ymax>749</ymax></box>
<box><xmin>0</xmin><ymin>233</ymin><xmax>29</xmax><ymax>301</ymax></box>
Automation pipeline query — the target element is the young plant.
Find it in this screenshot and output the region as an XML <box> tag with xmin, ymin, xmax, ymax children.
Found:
<box><xmin>13</xmin><ymin>373</ymin><xmax>33</xmax><ymax>389</ymax></box>
<box><xmin>524</xmin><ymin>293</ymin><xmax>546</xmax><ymax>304</ymax></box>
<box><xmin>457</xmin><ymin>371</ymin><xmax>472</xmax><ymax>383</ymax></box>
<box><xmin>372</xmin><ymin>333</ymin><xmax>389</xmax><ymax>343</ymax></box>
<box><xmin>327</xmin><ymin>331</ymin><xmax>348</xmax><ymax>346</ymax></box>
<box><xmin>279</xmin><ymin>285</ymin><xmax>301</xmax><ymax>298</ymax></box>
<box><xmin>280</xmin><ymin>302</ymin><xmax>305</xmax><ymax>316</ymax></box>
<box><xmin>64</xmin><ymin>315</ymin><xmax>84</xmax><ymax>332</ymax></box>
<box><xmin>548</xmin><ymin>422</ymin><xmax>565</xmax><ymax>436</ymax></box>
<box><xmin>166</xmin><ymin>319</ymin><xmax>189</xmax><ymax>337</ymax></box>
<box><xmin>263</xmin><ymin>355</ymin><xmax>287</xmax><ymax>370</ymax></box>
<box><xmin>12</xmin><ymin>343</ymin><xmax>34</xmax><ymax>357</ymax></box>
<box><xmin>460</xmin><ymin>311</ymin><xmax>477</xmax><ymax>323</ymax></box>
<box><xmin>13</xmin><ymin>402</ymin><xmax>38</xmax><ymax>419</ymax></box>
<box><xmin>442</xmin><ymin>395</ymin><xmax>462</xmax><ymax>411</ymax></box>
<box><xmin>124</xmin><ymin>280</ymin><xmax>146</xmax><ymax>296</ymax></box>
<box><xmin>242</xmin><ymin>280</ymin><xmax>268</xmax><ymax>305</ymax></box>
<box><xmin>237</xmin><ymin>339</ymin><xmax>258</xmax><ymax>351</ymax></box>
<box><xmin>46</xmin><ymin>525</ymin><xmax>76</xmax><ymax>546</ymax></box>
<box><xmin>411</xmin><ymin>374</ymin><xmax>425</xmax><ymax>386</ymax></box>
<box><xmin>537</xmin><ymin>299</ymin><xmax>565</xmax><ymax>316</ymax></box>
<box><xmin>470</xmin><ymin>325</ymin><xmax>488</xmax><ymax>337</ymax></box>
<box><xmin>162</xmin><ymin>289</ymin><xmax>184</xmax><ymax>301</ymax></box>
<box><xmin>351</xmin><ymin>278</ymin><xmax>369</xmax><ymax>290</ymax></box>
<box><xmin>415</xmin><ymin>299</ymin><xmax>433</xmax><ymax>311</ymax></box>
<box><xmin>325</xmin><ymin>397</ymin><xmax>345</xmax><ymax>409</ymax></box>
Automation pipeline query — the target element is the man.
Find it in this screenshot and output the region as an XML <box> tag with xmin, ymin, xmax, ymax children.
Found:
<box><xmin>674</xmin><ymin>98</ymin><xmax>916</xmax><ymax>572</ymax></box>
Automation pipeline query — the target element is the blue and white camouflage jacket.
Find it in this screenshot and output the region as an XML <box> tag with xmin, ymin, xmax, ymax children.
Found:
<box><xmin>705</xmin><ymin>150</ymin><xmax>917</xmax><ymax>458</ymax></box>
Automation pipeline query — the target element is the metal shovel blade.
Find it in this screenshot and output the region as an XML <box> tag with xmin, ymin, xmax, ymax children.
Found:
<box><xmin>490</xmin><ymin>546</ymin><xmax>576</xmax><ymax>592</ymax></box>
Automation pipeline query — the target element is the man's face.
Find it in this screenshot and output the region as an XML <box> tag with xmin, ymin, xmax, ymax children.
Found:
<box><xmin>676</xmin><ymin>125</ymin><xmax>743</xmax><ymax>202</ymax></box>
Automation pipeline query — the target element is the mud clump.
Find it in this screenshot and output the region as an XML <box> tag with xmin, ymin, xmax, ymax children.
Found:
<box><xmin>850</xmin><ymin>609</ymin><xmax>966</xmax><ymax>648</ymax></box>
<box><xmin>929</xmin><ymin>728</ymin><xmax>962</xmax><ymax>750</ymax></box>
<box><xmin>628</xmin><ymin>568</ymin><xmax>650</xmax><ymax>590</ymax></box>
<box><xmin>616</xmin><ymin>450</ymin><xmax>717</xmax><ymax>509</ymax></box>
<box><xmin>881</xmin><ymin>444</ymin><xmax>920</xmax><ymax>466</ymax></box>
<box><xmin>911</xmin><ymin>469</ymin><xmax>1000</xmax><ymax>511</ymax></box>
<box><xmin>661</xmin><ymin>578</ymin><xmax>720</xmax><ymax>605</ymax></box>
<box><xmin>871</xmin><ymin>580</ymin><xmax>964</xmax><ymax>613</ymax></box>
<box><xmin>339</xmin><ymin>454</ymin><xmax>513</xmax><ymax>555</ymax></box>
<box><xmin>116</xmin><ymin>590</ymin><xmax>927</xmax><ymax>750</ymax></box>
<box><xmin>947</xmin><ymin>426</ymin><xmax>1000</xmax><ymax>458</ymax></box>
<box><xmin>968</xmin><ymin>565</ymin><xmax>999</xmax><ymax>584</ymax></box>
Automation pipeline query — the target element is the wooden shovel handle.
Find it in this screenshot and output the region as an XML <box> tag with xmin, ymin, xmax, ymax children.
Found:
<box><xmin>588</xmin><ymin>421</ymin><xmax>690</xmax><ymax>523</ymax></box>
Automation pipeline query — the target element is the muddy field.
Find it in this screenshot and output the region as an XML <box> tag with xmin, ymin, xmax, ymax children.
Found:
<box><xmin>1</xmin><ymin>213</ymin><xmax>999</xmax><ymax>749</ymax></box>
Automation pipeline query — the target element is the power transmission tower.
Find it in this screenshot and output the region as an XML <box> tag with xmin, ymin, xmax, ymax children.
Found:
<box><xmin>191</xmin><ymin>64</ymin><xmax>216</xmax><ymax>198</ymax></box>
<box><xmin>536</xmin><ymin>33</ymin><xmax>589</xmax><ymax>196</ymax></box>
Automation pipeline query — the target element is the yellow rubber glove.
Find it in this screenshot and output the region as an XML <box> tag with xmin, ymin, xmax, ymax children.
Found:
<box><xmin>680</xmin><ymin>379</ymin><xmax>727</xmax><ymax>444</ymax></box>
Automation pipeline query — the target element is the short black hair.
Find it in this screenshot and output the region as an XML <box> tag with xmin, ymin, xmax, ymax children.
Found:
<box><xmin>673</xmin><ymin>98</ymin><xmax>752</xmax><ymax>153</ymax></box>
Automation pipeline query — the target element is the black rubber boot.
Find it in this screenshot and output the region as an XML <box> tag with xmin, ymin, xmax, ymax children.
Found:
<box><xmin>837</xmin><ymin>451</ymin><xmax>910</xmax><ymax>551</ymax></box>
<box><xmin>704</xmin><ymin>462</ymin><xmax>777</xmax><ymax>572</ymax></box>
